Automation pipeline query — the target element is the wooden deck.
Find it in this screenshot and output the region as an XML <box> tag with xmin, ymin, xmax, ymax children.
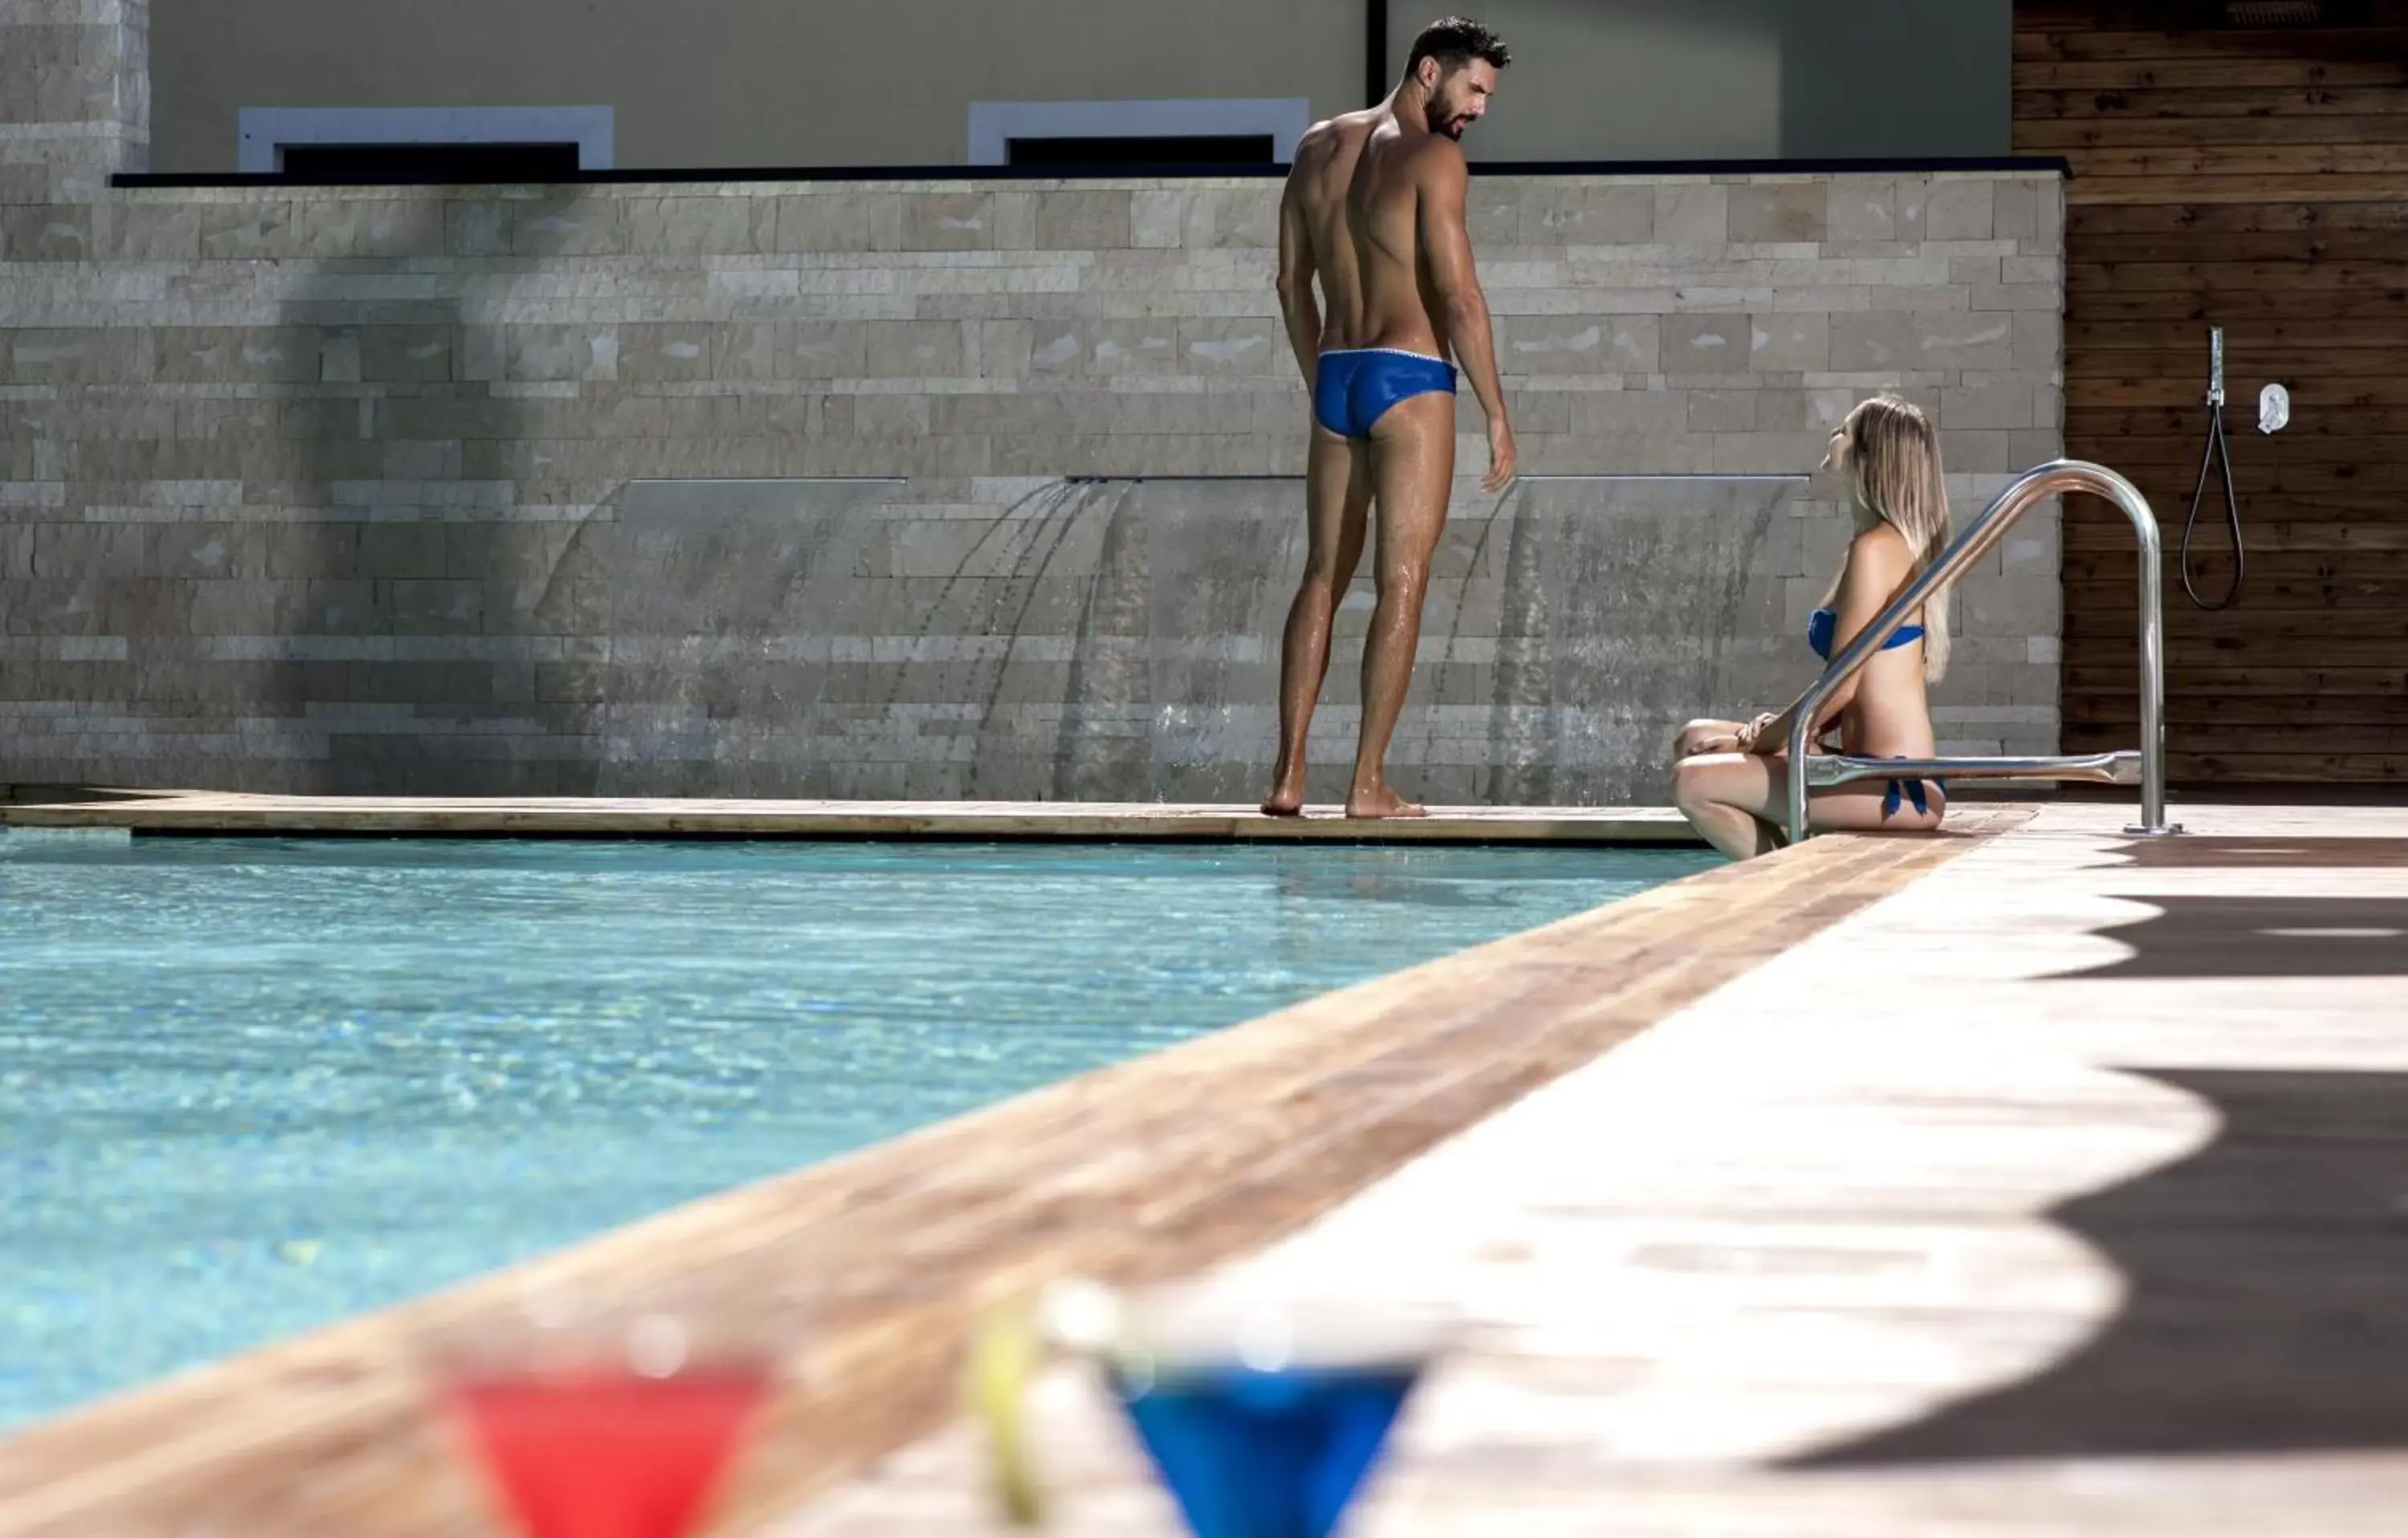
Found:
<box><xmin>0</xmin><ymin>791</ymin><xmax>1694</xmax><ymax>844</ymax></box>
<box><xmin>21</xmin><ymin>799</ymin><xmax>2396</xmax><ymax>1535</ymax></box>
<box><xmin>791</xmin><ymin>800</ymin><xmax>2408</xmax><ymax>1536</ymax></box>
<box><xmin>0</xmin><ymin>812</ymin><xmax>2024</xmax><ymax>1536</ymax></box>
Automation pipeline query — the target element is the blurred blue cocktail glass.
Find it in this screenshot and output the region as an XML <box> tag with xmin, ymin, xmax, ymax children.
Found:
<box><xmin>974</xmin><ymin>1278</ymin><xmax>1449</xmax><ymax>1538</ymax></box>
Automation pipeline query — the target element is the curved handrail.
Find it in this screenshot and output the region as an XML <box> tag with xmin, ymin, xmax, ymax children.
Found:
<box><xmin>1783</xmin><ymin>459</ymin><xmax>2169</xmax><ymax>844</ymax></box>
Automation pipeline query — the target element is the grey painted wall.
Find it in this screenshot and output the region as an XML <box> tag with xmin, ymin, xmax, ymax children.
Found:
<box><xmin>1393</xmin><ymin>0</ymin><xmax>2012</xmax><ymax>164</ymax></box>
<box><xmin>1780</xmin><ymin>2</ymin><xmax>2014</xmax><ymax>160</ymax></box>
<box><xmin>143</xmin><ymin>0</ymin><xmax>2012</xmax><ymax>173</ymax></box>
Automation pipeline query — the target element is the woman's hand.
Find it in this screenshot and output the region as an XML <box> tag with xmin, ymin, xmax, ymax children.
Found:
<box><xmin>1733</xmin><ymin>711</ymin><xmax>1781</xmax><ymax>755</ymax></box>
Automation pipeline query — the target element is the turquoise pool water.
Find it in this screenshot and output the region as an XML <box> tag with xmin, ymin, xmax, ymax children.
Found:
<box><xmin>0</xmin><ymin>834</ymin><xmax>1714</xmax><ymax>1426</ymax></box>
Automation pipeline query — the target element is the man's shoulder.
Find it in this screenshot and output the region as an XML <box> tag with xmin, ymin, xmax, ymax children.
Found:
<box><xmin>1289</xmin><ymin>116</ymin><xmax>1354</xmax><ymax>176</ymax></box>
<box><xmin>1399</xmin><ymin>132</ymin><xmax>1468</xmax><ymax>183</ymax></box>
<box><xmin>1321</xmin><ymin>104</ymin><xmax>1389</xmax><ymax>132</ymax></box>
<box><xmin>1298</xmin><ymin>109</ymin><xmax>1382</xmax><ymax>157</ymax></box>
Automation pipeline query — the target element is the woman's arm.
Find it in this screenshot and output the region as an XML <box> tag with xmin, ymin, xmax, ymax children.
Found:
<box><xmin>1742</xmin><ymin>527</ymin><xmax>1916</xmax><ymax>755</ymax></box>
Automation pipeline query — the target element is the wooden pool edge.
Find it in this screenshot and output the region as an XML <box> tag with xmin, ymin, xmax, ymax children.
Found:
<box><xmin>0</xmin><ymin>791</ymin><xmax>1699</xmax><ymax>844</ymax></box>
<box><xmin>0</xmin><ymin>809</ymin><xmax>2032</xmax><ymax>1536</ymax></box>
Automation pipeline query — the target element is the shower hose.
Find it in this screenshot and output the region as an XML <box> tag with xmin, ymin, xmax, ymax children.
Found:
<box><xmin>2180</xmin><ymin>342</ymin><xmax>2245</xmax><ymax>612</ymax></box>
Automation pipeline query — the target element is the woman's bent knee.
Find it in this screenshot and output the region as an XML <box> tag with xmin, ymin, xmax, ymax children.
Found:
<box><xmin>1670</xmin><ymin>755</ymin><xmax>1713</xmax><ymax>811</ymax></box>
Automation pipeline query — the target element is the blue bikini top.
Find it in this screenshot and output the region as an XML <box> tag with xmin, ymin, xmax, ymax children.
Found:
<box><xmin>1808</xmin><ymin>607</ymin><xmax>1925</xmax><ymax>661</ymax></box>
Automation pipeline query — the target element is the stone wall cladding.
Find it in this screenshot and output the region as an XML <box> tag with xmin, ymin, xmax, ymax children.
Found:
<box><xmin>0</xmin><ymin>0</ymin><xmax>149</xmax><ymax>204</ymax></box>
<box><xmin>0</xmin><ymin>169</ymin><xmax>2065</xmax><ymax>800</ymax></box>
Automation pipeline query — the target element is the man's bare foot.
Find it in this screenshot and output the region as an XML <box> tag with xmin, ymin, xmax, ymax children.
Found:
<box><xmin>1260</xmin><ymin>762</ymin><xmax>1306</xmax><ymax>816</ymax></box>
<box><xmin>1344</xmin><ymin>784</ymin><xmax>1427</xmax><ymax>820</ymax></box>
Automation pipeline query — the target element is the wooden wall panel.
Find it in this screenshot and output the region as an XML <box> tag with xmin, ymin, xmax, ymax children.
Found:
<box><xmin>2019</xmin><ymin>1</ymin><xmax>2408</xmax><ymax>783</ymax></box>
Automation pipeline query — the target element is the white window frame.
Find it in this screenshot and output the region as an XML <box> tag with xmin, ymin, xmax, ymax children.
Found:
<box><xmin>237</xmin><ymin>106</ymin><xmax>616</xmax><ymax>174</ymax></box>
<box><xmin>966</xmin><ymin>98</ymin><xmax>1312</xmax><ymax>167</ymax></box>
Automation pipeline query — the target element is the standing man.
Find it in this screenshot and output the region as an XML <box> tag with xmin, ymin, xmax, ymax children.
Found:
<box><xmin>1260</xmin><ymin>15</ymin><xmax>1516</xmax><ymax>820</ymax></box>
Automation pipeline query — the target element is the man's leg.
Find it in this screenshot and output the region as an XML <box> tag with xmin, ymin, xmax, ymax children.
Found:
<box><xmin>1262</xmin><ymin>425</ymin><xmax>1372</xmax><ymax>815</ymax></box>
<box><xmin>1349</xmin><ymin>392</ymin><xmax>1456</xmax><ymax>819</ymax></box>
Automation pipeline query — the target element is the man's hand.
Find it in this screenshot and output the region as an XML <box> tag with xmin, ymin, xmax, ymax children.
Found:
<box><xmin>1482</xmin><ymin>413</ymin><xmax>1518</xmax><ymax>494</ymax></box>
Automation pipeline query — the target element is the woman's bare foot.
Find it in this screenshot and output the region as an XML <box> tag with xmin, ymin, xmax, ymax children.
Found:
<box><xmin>1344</xmin><ymin>783</ymin><xmax>1427</xmax><ymax>820</ymax></box>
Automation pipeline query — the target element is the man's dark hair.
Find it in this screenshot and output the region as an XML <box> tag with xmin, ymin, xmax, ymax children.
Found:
<box><xmin>1405</xmin><ymin>15</ymin><xmax>1511</xmax><ymax>76</ymax></box>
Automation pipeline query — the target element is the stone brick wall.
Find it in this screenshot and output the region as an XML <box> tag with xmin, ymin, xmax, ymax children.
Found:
<box><xmin>2</xmin><ymin>0</ymin><xmax>148</xmax><ymax>203</ymax></box>
<box><xmin>0</xmin><ymin>167</ymin><xmax>2065</xmax><ymax>802</ymax></box>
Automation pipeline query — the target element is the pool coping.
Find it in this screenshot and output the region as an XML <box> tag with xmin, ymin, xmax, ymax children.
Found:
<box><xmin>0</xmin><ymin>809</ymin><xmax>2029</xmax><ymax>1536</ymax></box>
<box><xmin>0</xmin><ymin>791</ymin><xmax>1698</xmax><ymax>844</ymax></box>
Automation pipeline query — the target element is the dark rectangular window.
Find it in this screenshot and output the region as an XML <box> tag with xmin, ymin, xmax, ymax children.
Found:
<box><xmin>274</xmin><ymin>142</ymin><xmax>584</xmax><ymax>181</ymax></box>
<box><xmin>1006</xmin><ymin>134</ymin><xmax>1275</xmax><ymax>167</ymax></box>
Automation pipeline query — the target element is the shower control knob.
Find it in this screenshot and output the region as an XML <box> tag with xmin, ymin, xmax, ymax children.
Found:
<box><xmin>2257</xmin><ymin>382</ymin><xmax>2290</xmax><ymax>435</ymax></box>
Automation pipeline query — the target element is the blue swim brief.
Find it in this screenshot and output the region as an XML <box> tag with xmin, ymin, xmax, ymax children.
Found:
<box><xmin>1312</xmin><ymin>347</ymin><xmax>1458</xmax><ymax>440</ymax></box>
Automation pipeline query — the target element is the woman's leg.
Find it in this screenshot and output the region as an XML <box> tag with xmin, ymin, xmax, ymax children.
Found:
<box><xmin>1672</xmin><ymin>751</ymin><xmax>1945</xmax><ymax>861</ymax></box>
<box><xmin>1671</xmin><ymin>751</ymin><xmax>1782</xmax><ymax>859</ymax></box>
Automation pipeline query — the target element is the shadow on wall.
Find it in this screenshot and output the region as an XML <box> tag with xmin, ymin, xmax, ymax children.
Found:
<box><xmin>268</xmin><ymin>199</ymin><xmax>553</xmax><ymax>795</ymax></box>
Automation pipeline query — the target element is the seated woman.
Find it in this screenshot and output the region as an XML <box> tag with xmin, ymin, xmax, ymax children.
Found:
<box><xmin>1671</xmin><ymin>393</ymin><xmax>1954</xmax><ymax>860</ymax></box>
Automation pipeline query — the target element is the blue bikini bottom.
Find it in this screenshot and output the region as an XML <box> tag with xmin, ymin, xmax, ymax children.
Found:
<box><xmin>1875</xmin><ymin>758</ymin><xmax>1947</xmax><ymax>819</ymax></box>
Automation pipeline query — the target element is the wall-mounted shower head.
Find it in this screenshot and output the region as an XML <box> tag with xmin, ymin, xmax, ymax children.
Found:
<box><xmin>2185</xmin><ymin>323</ymin><xmax>2244</xmax><ymax>610</ymax></box>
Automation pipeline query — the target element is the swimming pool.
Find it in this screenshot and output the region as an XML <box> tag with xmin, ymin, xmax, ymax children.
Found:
<box><xmin>0</xmin><ymin>834</ymin><xmax>1714</xmax><ymax>1426</ymax></box>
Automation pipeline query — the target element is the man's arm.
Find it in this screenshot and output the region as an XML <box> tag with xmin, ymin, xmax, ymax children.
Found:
<box><xmin>1415</xmin><ymin>140</ymin><xmax>1515</xmax><ymax>492</ymax></box>
<box><xmin>1275</xmin><ymin>149</ymin><xmax>1322</xmax><ymax>390</ymax></box>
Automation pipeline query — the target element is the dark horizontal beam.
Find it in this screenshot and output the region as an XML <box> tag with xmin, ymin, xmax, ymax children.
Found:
<box><xmin>112</xmin><ymin>155</ymin><xmax>2072</xmax><ymax>191</ymax></box>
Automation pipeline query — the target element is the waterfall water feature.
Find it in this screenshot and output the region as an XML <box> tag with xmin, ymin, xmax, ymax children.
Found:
<box><xmin>594</xmin><ymin>478</ymin><xmax>897</xmax><ymax>799</ymax></box>
<box><xmin>581</xmin><ymin>474</ymin><xmax>1806</xmax><ymax>804</ymax></box>
<box><xmin>1479</xmin><ymin>474</ymin><xmax>1798</xmax><ymax>804</ymax></box>
<box><xmin>1133</xmin><ymin>478</ymin><xmax>1306</xmax><ymax>804</ymax></box>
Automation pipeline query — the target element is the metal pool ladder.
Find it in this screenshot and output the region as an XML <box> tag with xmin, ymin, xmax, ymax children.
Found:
<box><xmin>1784</xmin><ymin>458</ymin><xmax>2182</xmax><ymax>844</ymax></box>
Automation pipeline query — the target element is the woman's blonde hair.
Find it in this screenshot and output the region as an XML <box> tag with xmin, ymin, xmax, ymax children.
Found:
<box><xmin>1823</xmin><ymin>393</ymin><xmax>1953</xmax><ymax>683</ymax></box>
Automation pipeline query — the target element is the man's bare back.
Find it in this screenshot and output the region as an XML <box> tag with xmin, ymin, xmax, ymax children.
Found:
<box><xmin>1346</xmin><ymin>118</ymin><xmax>1458</xmax><ymax>360</ymax></box>
<box><xmin>1277</xmin><ymin>109</ymin><xmax>1380</xmax><ymax>365</ymax></box>
<box><xmin>1280</xmin><ymin>104</ymin><xmax>1498</xmax><ymax>378</ymax></box>
<box><xmin>1260</xmin><ymin>16</ymin><xmax>1515</xmax><ymax>821</ymax></box>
